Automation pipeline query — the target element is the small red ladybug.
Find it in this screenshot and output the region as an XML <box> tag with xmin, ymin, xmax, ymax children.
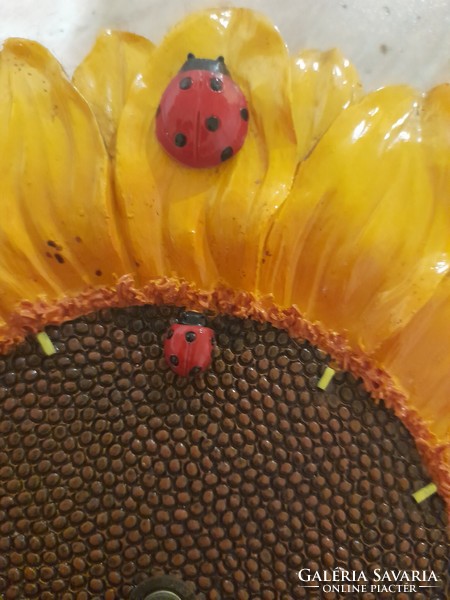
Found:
<box><xmin>164</xmin><ymin>311</ymin><xmax>215</xmax><ymax>377</ymax></box>
<box><xmin>156</xmin><ymin>53</ymin><xmax>249</xmax><ymax>168</ymax></box>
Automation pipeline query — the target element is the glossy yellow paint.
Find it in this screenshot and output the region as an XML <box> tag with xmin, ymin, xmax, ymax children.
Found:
<box><xmin>73</xmin><ymin>30</ymin><xmax>154</xmax><ymax>156</ymax></box>
<box><xmin>0</xmin><ymin>9</ymin><xmax>448</xmax><ymax>451</ymax></box>
<box><xmin>379</xmin><ymin>275</ymin><xmax>450</xmax><ymax>441</ymax></box>
<box><xmin>291</xmin><ymin>48</ymin><xmax>363</xmax><ymax>160</ymax></box>
<box><xmin>115</xmin><ymin>8</ymin><xmax>297</xmax><ymax>289</ymax></box>
<box><xmin>0</xmin><ymin>39</ymin><xmax>128</xmax><ymax>322</ymax></box>
<box><xmin>377</xmin><ymin>84</ymin><xmax>450</xmax><ymax>444</ymax></box>
<box><xmin>78</xmin><ymin>10</ymin><xmax>364</xmax><ymax>293</ymax></box>
<box><xmin>260</xmin><ymin>85</ymin><xmax>450</xmax><ymax>355</ymax></box>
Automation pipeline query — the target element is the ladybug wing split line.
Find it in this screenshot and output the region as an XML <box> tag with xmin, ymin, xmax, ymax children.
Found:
<box><xmin>164</xmin><ymin>311</ymin><xmax>216</xmax><ymax>378</ymax></box>
<box><xmin>156</xmin><ymin>55</ymin><xmax>249</xmax><ymax>168</ymax></box>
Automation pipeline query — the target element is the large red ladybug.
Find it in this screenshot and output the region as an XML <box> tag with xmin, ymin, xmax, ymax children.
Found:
<box><xmin>164</xmin><ymin>311</ymin><xmax>215</xmax><ymax>377</ymax></box>
<box><xmin>156</xmin><ymin>53</ymin><xmax>249</xmax><ymax>168</ymax></box>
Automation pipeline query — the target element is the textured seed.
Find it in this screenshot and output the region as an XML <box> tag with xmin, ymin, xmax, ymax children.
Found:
<box><xmin>0</xmin><ymin>305</ymin><xmax>445</xmax><ymax>599</ymax></box>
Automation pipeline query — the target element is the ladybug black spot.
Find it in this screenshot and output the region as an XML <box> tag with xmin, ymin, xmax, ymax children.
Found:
<box><xmin>185</xmin><ymin>331</ymin><xmax>196</xmax><ymax>343</ymax></box>
<box><xmin>174</xmin><ymin>133</ymin><xmax>187</xmax><ymax>147</ymax></box>
<box><xmin>170</xmin><ymin>355</ymin><xmax>179</xmax><ymax>366</ymax></box>
<box><xmin>205</xmin><ymin>116</ymin><xmax>220</xmax><ymax>132</ymax></box>
<box><xmin>210</xmin><ymin>77</ymin><xmax>223</xmax><ymax>92</ymax></box>
<box><xmin>221</xmin><ymin>146</ymin><xmax>233</xmax><ymax>162</ymax></box>
<box><xmin>240</xmin><ymin>107</ymin><xmax>249</xmax><ymax>121</ymax></box>
<box><xmin>167</xmin><ymin>328</ymin><xmax>174</xmax><ymax>339</ymax></box>
<box><xmin>179</xmin><ymin>77</ymin><xmax>193</xmax><ymax>90</ymax></box>
<box><xmin>190</xmin><ymin>366</ymin><xmax>201</xmax><ymax>376</ymax></box>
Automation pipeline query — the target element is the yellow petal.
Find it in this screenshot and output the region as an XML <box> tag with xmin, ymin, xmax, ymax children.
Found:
<box><xmin>379</xmin><ymin>275</ymin><xmax>450</xmax><ymax>442</ymax></box>
<box><xmin>73</xmin><ymin>30</ymin><xmax>154</xmax><ymax>155</ymax></box>
<box><xmin>377</xmin><ymin>84</ymin><xmax>450</xmax><ymax>442</ymax></box>
<box><xmin>259</xmin><ymin>85</ymin><xmax>450</xmax><ymax>352</ymax></box>
<box><xmin>0</xmin><ymin>39</ymin><xmax>128</xmax><ymax>319</ymax></box>
<box><xmin>292</xmin><ymin>48</ymin><xmax>363</xmax><ymax>160</ymax></box>
<box><xmin>115</xmin><ymin>8</ymin><xmax>297</xmax><ymax>289</ymax></box>
<box><xmin>421</xmin><ymin>84</ymin><xmax>450</xmax><ymax>207</ymax></box>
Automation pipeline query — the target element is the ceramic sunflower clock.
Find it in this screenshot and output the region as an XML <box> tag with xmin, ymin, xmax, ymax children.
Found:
<box><xmin>0</xmin><ymin>8</ymin><xmax>448</xmax><ymax>600</ymax></box>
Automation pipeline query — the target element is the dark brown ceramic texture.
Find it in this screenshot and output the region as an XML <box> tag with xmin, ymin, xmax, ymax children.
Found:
<box><xmin>0</xmin><ymin>306</ymin><xmax>447</xmax><ymax>599</ymax></box>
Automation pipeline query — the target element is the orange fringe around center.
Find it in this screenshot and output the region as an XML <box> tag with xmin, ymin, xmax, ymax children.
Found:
<box><xmin>0</xmin><ymin>274</ymin><xmax>449</xmax><ymax>519</ymax></box>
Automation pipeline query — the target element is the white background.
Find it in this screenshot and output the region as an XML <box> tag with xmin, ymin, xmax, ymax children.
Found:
<box><xmin>0</xmin><ymin>0</ymin><xmax>449</xmax><ymax>91</ymax></box>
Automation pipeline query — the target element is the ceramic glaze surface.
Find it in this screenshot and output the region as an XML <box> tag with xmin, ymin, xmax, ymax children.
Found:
<box><xmin>0</xmin><ymin>0</ymin><xmax>449</xmax><ymax>90</ymax></box>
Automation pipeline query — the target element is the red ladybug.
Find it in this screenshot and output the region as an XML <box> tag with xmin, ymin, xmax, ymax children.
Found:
<box><xmin>164</xmin><ymin>311</ymin><xmax>215</xmax><ymax>377</ymax></box>
<box><xmin>156</xmin><ymin>53</ymin><xmax>249</xmax><ymax>168</ymax></box>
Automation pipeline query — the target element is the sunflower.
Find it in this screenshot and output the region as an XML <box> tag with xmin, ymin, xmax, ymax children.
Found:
<box><xmin>0</xmin><ymin>8</ymin><xmax>448</xmax><ymax>516</ymax></box>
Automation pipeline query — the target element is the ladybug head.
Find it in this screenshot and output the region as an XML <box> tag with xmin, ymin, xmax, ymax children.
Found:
<box><xmin>178</xmin><ymin>310</ymin><xmax>207</xmax><ymax>327</ymax></box>
<box><xmin>180</xmin><ymin>53</ymin><xmax>230</xmax><ymax>76</ymax></box>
